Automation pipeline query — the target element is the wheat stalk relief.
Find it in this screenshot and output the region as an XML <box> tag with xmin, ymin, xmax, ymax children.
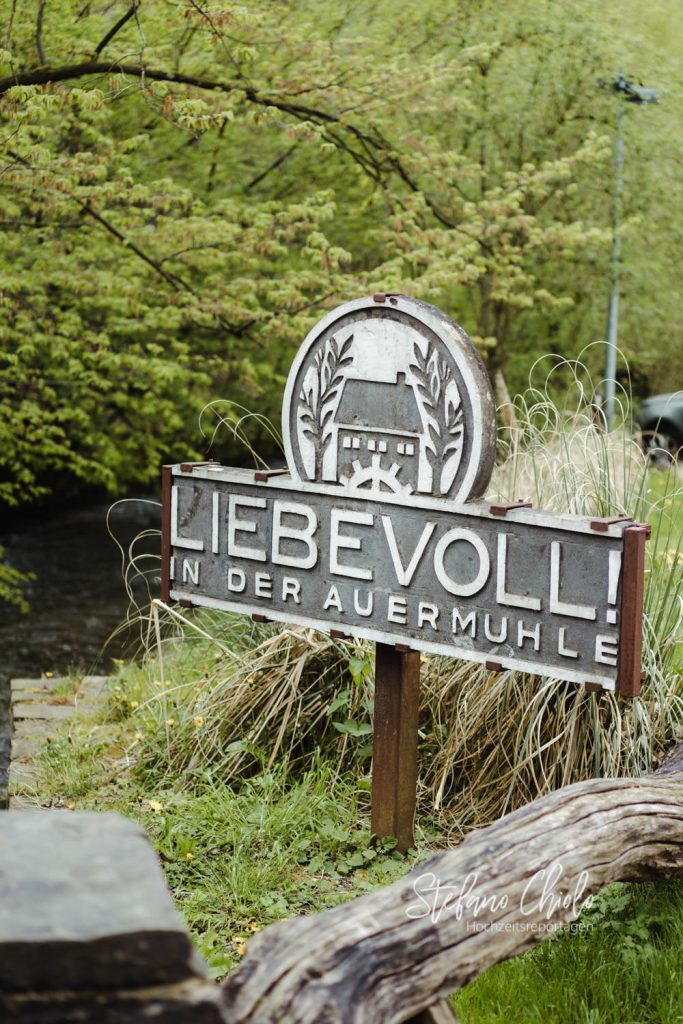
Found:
<box><xmin>409</xmin><ymin>341</ymin><xmax>464</xmax><ymax>495</ymax></box>
<box><xmin>298</xmin><ymin>334</ymin><xmax>354</xmax><ymax>480</ymax></box>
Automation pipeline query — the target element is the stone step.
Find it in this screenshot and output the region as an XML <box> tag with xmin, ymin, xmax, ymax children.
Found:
<box><xmin>11</xmin><ymin>736</ymin><xmax>45</xmax><ymax>760</ymax></box>
<box><xmin>10</xmin><ymin>677</ymin><xmax>62</xmax><ymax>693</ymax></box>
<box><xmin>8</xmin><ymin>795</ymin><xmax>38</xmax><ymax>810</ymax></box>
<box><xmin>12</xmin><ymin>719</ymin><xmax>61</xmax><ymax>741</ymax></box>
<box><xmin>12</xmin><ymin>702</ymin><xmax>75</xmax><ymax>721</ymax></box>
<box><xmin>11</xmin><ymin>675</ymin><xmax>111</xmax><ymax>701</ymax></box>
<box><xmin>9</xmin><ymin>762</ymin><xmax>40</xmax><ymax>786</ymax></box>
<box><xmin>4</xmin><ymin>675</ymin><xmax>112</xmax><ymax>806</ymax></box>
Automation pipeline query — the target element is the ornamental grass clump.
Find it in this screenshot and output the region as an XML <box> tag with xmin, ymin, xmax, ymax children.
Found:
<box><xmin>124</xmin><ymin>360</ymin><xmax>682</xmax><ymax>835</ymax></box>
<box><xmin>131</xmin><ymin>616</ymin><xmax>374</xmax><ymax>786</ymax></box>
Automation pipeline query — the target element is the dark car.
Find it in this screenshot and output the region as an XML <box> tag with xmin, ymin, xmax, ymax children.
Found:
<box><xmin>635</xmin><ymin>392</ymin><xmax>683</xmax><ymax>462</ymax></box>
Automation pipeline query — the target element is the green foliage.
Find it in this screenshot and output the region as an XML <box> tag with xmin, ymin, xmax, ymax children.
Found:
<box><xmin>116</xmin><ymin>612</ymin><xmax>377</xmax><ymax>785</ymax></box>
<box><xmin>454</xmin><ymin>880</ymin><xmax>683</xmax><ymax>1023</ymax></box>
<box><xmin>3</xmin><ymin>0</ymin><xmax>682</xmax><ymax>514</ymax></box>
<box><xmin>0</xmin><ymin>544</ymin><xmax>31</xmax><ymax>611</ymax></box>
<box><xmin>34</xmin><ymin>696</ymin><xmax>425</xmax><ymax>978</ymax></box>
<box><xmin>577</xmin><ymin>882</ymin><xmax>671</xmax><ymax>967</ymax></box>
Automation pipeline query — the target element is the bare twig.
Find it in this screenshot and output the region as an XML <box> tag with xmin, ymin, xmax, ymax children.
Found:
<box><xmin>7</xmin><ymin>148</ymin><xmax>252</xmax><ymax>336</ymax></box>
<box><xmin>244</xmin><ymin>142</ymin><xmax>298</xmax><ymax>192</ymax></box>
<box><xmin>93</xmin><ymin>2</ymin><xmax>139</xmax><ymax>57</ymax></box>
<box><xmin>207</xmin><ymin>118</ymin><xmax>227</xmax><ymax>192</ymax></box>
<box><xmin>81</xmin><ymin>201</ymin><xmax>191</xmax><ymax>292</ymax></box>
<box><xmin>6</xmin><ymin>0</ymin><xmax>17</xmax><ymax>50</ymax></box>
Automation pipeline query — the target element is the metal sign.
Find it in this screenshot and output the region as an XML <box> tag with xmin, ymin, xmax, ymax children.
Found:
<box><xmin>164</xmin><ymin>467</ymin><xmax>646</xmax><ymax>691</ymax></box>
<box><xmin>162</xmin><ymin>294</ymin><xmax>647</xmax><ymax>696</ymax></box>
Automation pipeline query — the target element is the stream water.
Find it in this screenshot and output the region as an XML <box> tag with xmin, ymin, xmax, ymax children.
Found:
<box><xmin>1</xmin><ymin>498</ymin><xmax>161</xmax><ymax>681</ymax></box>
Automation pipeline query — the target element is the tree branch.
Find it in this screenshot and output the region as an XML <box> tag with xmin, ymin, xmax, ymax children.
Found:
<box><xmin>0</xmin><ymin>61</ymin><xmax>456</xmax><ymax>227</ymax></box>
<box><xmin>244</xmin><ymin>142</ymin><xmax>298</xmax><ymax>192</ymax></box>
<box><xmin>5</xmin><ymin>0</ymin><xmax>17</xmax><ymax>51</ymax></box>
<box><xmin>36</xmin><ymin>0</ymin><xmax>47</xmax><ymax>65</ymax></box>
<box><xmin>93</xmin><ymin>2</ymin><xmax>139</xmax><ymax>58</ymax></box>
<box><xmin>7</xmin><ymin>148</ymin><xmax>253</xmax><ymax>336</ymax></box>
<box><xmin>81</xmin><ymin>201</ymin><xmax>192</xmax><ymax>292</ymax></box>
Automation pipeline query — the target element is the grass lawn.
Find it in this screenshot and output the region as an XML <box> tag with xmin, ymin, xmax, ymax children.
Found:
<box><xmin>454</xmin><ymin>880</ymin><xmax>683</xmax><ymax>1023</ymax></box>
<box><xmin>31</xmin><ymin>667</ymin><xmax>432</xmax><ymax>978</ymax></box>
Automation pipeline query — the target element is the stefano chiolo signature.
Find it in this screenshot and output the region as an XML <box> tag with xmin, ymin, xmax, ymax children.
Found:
<box><xmin>405</xmin><ymin>862</ymin><xmax>592</xmax><ymax>926</ymax></box>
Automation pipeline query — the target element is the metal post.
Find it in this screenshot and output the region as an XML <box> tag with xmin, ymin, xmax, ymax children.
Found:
<box><xmin>371</xmin><ymin>643</ymin><xmax>420</xmax><ymax>853</ymax></box>
<box><xmin>604</xmin><ymin>104</ymin><xmax>624</xmax><ymax>432</ymax></box>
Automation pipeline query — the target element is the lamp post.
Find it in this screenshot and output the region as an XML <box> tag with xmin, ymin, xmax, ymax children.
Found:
<box><xmin>602</xmin><ymin>74</ymin><xmax>658</xmax><ymax>431</ymax></box>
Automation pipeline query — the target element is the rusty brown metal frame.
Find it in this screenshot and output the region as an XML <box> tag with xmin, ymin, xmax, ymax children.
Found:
<box><xmin>617</xmin><ymin>523</ymin><xmax>650</xmax><ymax>698</ymax></box>
<box><xmin>590</xmin><ymin>514</ymin><xmax>632</xmax><ymax>532</ymax></box>
<box><xmin>254</xmin><ymin>468</ymin><xmax>288</xmax><ymax>483</ymax></box>
<box><xmin>179</xmin><ymin>460</ymin><xmax>217</xmax><ymax>473</ymax></box>
<box><xmin>489</xmin><ymin>501</ymin><xmax>532</xmax><ymax>517</ymax></box>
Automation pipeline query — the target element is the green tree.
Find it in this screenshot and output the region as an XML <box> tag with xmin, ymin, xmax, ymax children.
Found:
<box><xmin>1</xmin><ymin>0</ymin><xmax>681</xmax><ymax>527</ymax></box>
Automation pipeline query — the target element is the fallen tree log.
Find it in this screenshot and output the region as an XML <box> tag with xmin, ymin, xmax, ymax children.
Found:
<box><xmin>221</xmin><ymin>739</ymin><xmax>683</xmax><ymax>1024</ymax></box>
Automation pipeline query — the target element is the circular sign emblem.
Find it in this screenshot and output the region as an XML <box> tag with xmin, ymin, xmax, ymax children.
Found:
<box><xmin>282</xmin><ymin>295</ymin><xmax>496</xmax><ymax>503</ymax></box>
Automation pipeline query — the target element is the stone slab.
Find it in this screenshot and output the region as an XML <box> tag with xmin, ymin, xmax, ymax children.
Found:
<box><xmin>11</xmin><ymin>703</ymin><xmax>74</xmax><ymax>721</ymax></box>
<box><xmin>10</xmin><ymin>678</ymin><xmax>62</xmax><ymax>694</ymax></box>
<box><xmin>75</xmin><ymin>677</ymin><xmax>111</xmax><ymax>703</ymax></box>
<box><xmin>10</xmin><ymin>692</ymin><xmax>61</xmax><ymax>706</ymax></box>
<box><xmin>12</xmin><ymin>720</ymin><xmax>59</xmax><ymax>740</ymax></box>
<box><xmin>0</xmin><ymin>812</ymin><xmax>207</xmax><ymax>992</ymax></box>
<box><xmin>10</xmin><ymin>737</ymin><xmax>44</xmax><ymax>760</ymax></box>
<box><xmin>11</xmin><ymin>676</ymin><xmax>111</xmax><ymax>697</ymax></box>
<box><xmin>0</xmin><ymin>978</ymin><xmax>227</xmax><ymax>1023</ymax></box>
<box><xmin>0</xmin><ymin>677</ymin><xmax>9</xmax><ymax>809</ymax></box>
<box><xmin>8</xmin><ymin>762</ymin><xmax>40</xmax><ymax>786</ymax></box>
<box><xmin>8</xmin><ymin>796</ymin><xmax>38</xmax><ymax>811</ymax></box>
<box><xmin>9</xmin><ymin>691</ymin><xmax>47</xmax><ymax>703</ymax></box>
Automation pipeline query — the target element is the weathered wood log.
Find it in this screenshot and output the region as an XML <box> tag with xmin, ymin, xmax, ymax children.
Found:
<box><xmin>221</xmin><ymin>740</ymin><xmax>683</xmax><ymax>1024</ymax></box>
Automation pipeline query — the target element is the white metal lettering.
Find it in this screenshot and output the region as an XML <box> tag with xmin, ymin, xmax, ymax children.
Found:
<box><xmin>330</xmin><ymin>509</ymin><xmax>373</xmax><ymax>581</ymax></box>
<box><xmin>227</xmin><ymin>495</ymin><xmax>266</xmax><ymax>562</ymax></box>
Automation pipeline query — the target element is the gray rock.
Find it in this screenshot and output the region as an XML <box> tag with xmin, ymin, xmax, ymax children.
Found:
<box><xmin>8</xmin><ymin>762</ymin><xmax>40</xmax><ymax>787</ymax></box>
<box><xmin>0</xmin><ymin>812</ymin><xmax>207</xmax><ymax>992</ymax></box>
<box><xmin>7</xmin><ymin>796</ymin><xmax>37</xmax><ymax>811</ymax></box>
<box><xmin>76</xmin><ymin>676</ymin><xmax>111</xmax><ymax>702</ymax></box>
<box><xmin>0</xmin><ymin>676</ymin><xmax>9</xmax><ymax>809</ymax></box>
<box><xmin>10</xmin><ymin>737</ymin><xmax>43</xmax><ymax>760</ymax></box>
<box><xmin>0</xmin><ymin>978</ymin><xmax>228</xmax><ymax>1023</ymax></box>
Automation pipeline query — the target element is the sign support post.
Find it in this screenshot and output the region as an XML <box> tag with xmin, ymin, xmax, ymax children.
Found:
<box><xmin>371</xmin><ymin>643</ymin><xmax>421</xmax><ymax>853</ymax></box>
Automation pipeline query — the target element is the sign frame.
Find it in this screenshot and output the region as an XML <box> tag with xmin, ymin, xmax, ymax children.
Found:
<box><xmin>161</xmin><ymin>463</ymin><xmax>647</xmax><ymax>697</ymax></box>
